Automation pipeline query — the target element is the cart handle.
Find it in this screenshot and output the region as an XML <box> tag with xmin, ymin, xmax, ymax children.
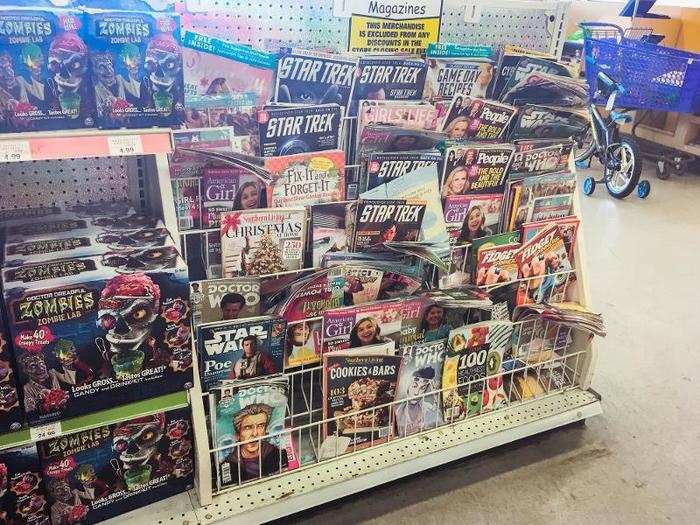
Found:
<box><xmin>580</xmin><ymin>22</ymin><xmax>625</xmax><ymax>41</ymax></box>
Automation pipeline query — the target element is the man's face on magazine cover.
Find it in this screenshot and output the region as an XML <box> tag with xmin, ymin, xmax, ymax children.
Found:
<box><xmin>408</xmin><ymin>376</ymin><xmax>432</xmax><ymax>400</ymax></box>
<box><xmin>238</xmin><ymin>413</ymin><xmax>269</xmax><ymax>456</ymax></box>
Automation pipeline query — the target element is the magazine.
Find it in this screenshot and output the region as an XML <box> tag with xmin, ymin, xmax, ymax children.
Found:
<box><xmin>171</xmin><ymin>177</ymin><xmax>201</xmax><ymax>231</ymax></box>
<box><xmin>190</xmin><ymin>277</ymin><xmax>261</xmax><ymax>325</ymax></box>
<box><xmin>475</xmin><ymin>243</ymin><xmax>520</xmax><ymax>286</ymax></box>
<box><xmin>364</xmin><ymin>151</ymin><xmax>442</xmax><ymax>192</ymax></box>
<box><xmin>510</xmin><ymin>172</ymin><xmax>576</xmax><ymax>231</ymax></box>
<box><xmin>322</xmin><ymin>352</ymin><xmax>402</xmax><ymax>454</ymax></box>
<box><xmin>509</xmin><ymin>104</ymin><xmax>589</xmax><ymax>140</ymax></box>
<box><xmin>496</xmin><ymin>55</ymin><xmax>572</xmax><ymax>101</ymax></box>
<box><xmin>197</xmin><ymin>316</ymin><xmax>286</xmax><ymax>391</ymax></box>
<box><xmin>220</xmin><ymin>208</ymin><xmax>307</xmax><ymax>277</ymax></box>
<box><xmin>500</xmin><ymin>72</ymin><xmax>588</xmax><ymax>108</ymax></box>
<box><xmin>441</xmin><ymin>144</ymin><xmax>514</xmax><ymax>196</ymax></box>
<box><xmin>509</xmin><ymin>141</ymin><xmax>574</xmax><ymax>177</ymax></box>
<box><xmin>264</xmin><ymin>150</ymin><xmax>345</xmax><ymax>207</ymax></box>
<box><xmin>210</xmin><ymin>377</ymin><xmax>298</xmax><ymax>488</ymax></box>
<box><xmin>309</xmin><ymin>201</ymin><xmax>355</xmax><ymax>267</ymax></box>
<box><xmin>469</xmin><ymin>230</ymin><xmax>521</xmax><ymax>277</ymax></box>
<box><xmin>394</xmin><ymin>340</ymin><xmax>446</xmax><ymax>437</ymax></box>
<box><xmin>521</xmin><ymin>215</ymin><xmax>580</xmax><ymax>260</ymax></box>
<box><xmin>257</xmin><ymin>104</ymin><xmax>342</xmax><ymax>157</ymax></box>
<box><xmin>441</xmin><ymin>96</ymin><xmax>516</xmax><ymax>141</ymax></box>
<box><xmin>424</xmin><ymin>58</ymin><xmax>495</xmax><ymax>100</ymax></box>
<box><xmin>350</xmin><ymin>57</ymin><xmax>428</xmax><ymax>115</ymax></box>
<box><xmin>443</xmin><ymin>194</ymin><xmax>504</xmax><ymax>245</ymax></box>
<box><xmin>357</xmin><ymin>125</ymin><xmax>445</xmax><ymax>160</ymax></box>
<box><xmin>202</xmin><ymin>167</ymin><xmax>266</xmax><ymax>228</ymax></box>
<box><xmin>356</xmin><ymin>100</ymin><xmax>440</xmax><ymax>139</ymax></box>
<box><xmin>275</xmin><ymin>48</ymin><xmax>358</xmax><ymax>110</ymax></box>
<box><xmin>442</xmin><ymin>321</ymin><xmax>512</xmax><ymax>421</ymax></box>
<box><xmin>351</xmin><ymin>199</ymin><xmax>427</xmax><ymax>251</ymax></box>
<box><xmin>284</xmin><ymin>318</ymin><xmax>323</xmax><ymax>368</ymax></box>
<box><xmin>515</xmin><ymin>224</ymin><xmax>573</xmax><ymax>305</ymax></box>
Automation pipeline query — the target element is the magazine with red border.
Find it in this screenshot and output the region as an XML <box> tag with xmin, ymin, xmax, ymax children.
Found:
<box><xmin>475</xmin><ymin>242</ymin><xmax>520</xmax><ymax>286</ymax></box>
<box><xmin>520</xmin><ymin>215</ymin><xmax>580</xmax><ymax>260</ymax></box>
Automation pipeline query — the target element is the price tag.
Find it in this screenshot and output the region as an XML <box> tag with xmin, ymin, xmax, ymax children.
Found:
<box><xmin>30</xmin><ymin>421</ymin><xmax>62</xmax><ymax>441</ymax></box>
<box><xmin>0</xmin><ymin>139</ymin><xmax>31</xmax><ymax>162</ymax></box>
<box><xmin>108</xmin><ymin>134</ymin><xmax>144</xmax><ymax>156</ymax></box>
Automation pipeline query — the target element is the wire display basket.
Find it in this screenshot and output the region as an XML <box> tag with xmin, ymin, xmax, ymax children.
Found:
<box><xmin>581</xmin><ymin>23</ymin><xmax>700</xmax><ymax>114</ymax></box>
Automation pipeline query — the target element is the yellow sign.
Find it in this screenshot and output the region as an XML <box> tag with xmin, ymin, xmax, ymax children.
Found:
<box><xmin>349</xmin><ymin>15</ymin><xmax>440</xmax><ymax>55</ymax></box>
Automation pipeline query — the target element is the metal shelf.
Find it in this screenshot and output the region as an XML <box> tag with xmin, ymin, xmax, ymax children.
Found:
<box><xmin>0</xmin><ymin>391</ymin><xmax>189</xmax><ymax>451</ymax></box>
<box><xmin>0</xmin><ymin>128</ymin><xmax>173</xmax><ymax>162</ymax></box>
<box><xmin>102</xmin><ymin>388</ymin><xmax>601</xmax><ymax>525</ymax></box>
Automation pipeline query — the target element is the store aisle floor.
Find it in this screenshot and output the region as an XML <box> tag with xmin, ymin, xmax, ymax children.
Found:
<box><xmin>278</xmin><ymin>168</ymin><xmax>700</xmax><ymax>525</ymax></box>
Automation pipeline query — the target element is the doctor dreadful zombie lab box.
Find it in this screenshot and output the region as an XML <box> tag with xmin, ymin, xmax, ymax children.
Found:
<box><xmin>84</xmin><ymin>8</ymin><xmax>184</xmax><ymax>128</ymax></box>
<box><xmin>1</xmin><ymin>252</ymin><xmax>193</xmax><ymax>427</ymax></box>
<box><xmin>0</xmin><ymin>8</ymin><xmax>95</xmax><ymax>133</ymax></box>
<box><xmin>0</xmin><ymin>320</ymin><xmax>23</xmax><ymax>434</ymax></box>
<box><xmin>38</xmin><ymin>407</ymin><xmax>194</xmax><ymax>524</ymax></box>
<box><xmin>0</xmin><ymin>443</ymin><xmax>51</xmax><ymax>525</ymax></box>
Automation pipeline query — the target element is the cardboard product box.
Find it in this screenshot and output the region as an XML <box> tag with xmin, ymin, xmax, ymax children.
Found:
<box><xmin>39</xmin><ymin>406</ymin><xmax>193</xmax><ymax>524</ymax></box>
<box><xmin>2</xmin><ymin>249</ymin><xmax>193</xmax><ymax>427</ymax></box>
<box><xmin>0</xmin><ymin>443</ymin><xmax>51</xmax><ymax>525</ymax></box>
<box><xmin>0</xmin><ymin>8</ymin><xmax>95</xmax><ymax>133</ymax></box>
<box><xmin>84</xmin><ymin>8</ymin><xmax>184</xmax><ymax>128</ymax></box>
<box><xmin>0</xmin><ymin>314</ymin><xmax>23</xmax><ymax>434</ymax></box>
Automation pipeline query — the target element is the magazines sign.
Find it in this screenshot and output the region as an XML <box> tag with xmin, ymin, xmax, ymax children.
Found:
<box><xmin>336</xmin><ymin>0</ymin><xmax>443</xmax><ymax>54</ymax></box>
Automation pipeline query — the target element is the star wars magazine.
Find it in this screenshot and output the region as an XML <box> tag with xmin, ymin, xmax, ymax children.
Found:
<box><xmin>201</xmin><ymin>167</ymin><xmax>266</xmax><ymax>228</ymax></box>
<box><xmin>424</xmin><ymin>58</ymin><xmax>495</xmax><ymax>101</ymax></box>
<box><xmin>349</xmin><ymin>56</ymin><xmax>427</xmax><ymax>116</ymax></box>
<box><xmin>274</xmin><ymin>48</ymin><xmax>357</xmax><ymax>111</ymax></box>
<box><xmin>443</xmin><ymin>194</ymin><xmax>504</xmax><ymax>245</ymax></box>
<box><xmin>441</xmin><ymin>144</ymin><xmax>514</xmax><ymax>196</ymax></box>
<box><xmin>197</xmin><ymin>316</ymin><xmax>286</xmax><ymax>391</ymax></box>
<box><xmin>39</xmin><ymin>408</ymin><xmax>194</xmax><ymax>524</ymax></box>
<box><xmin>494</xmin><ymin>55</ymin><xmax>571</xmax><ymax>100</ymax></box>
<box><xmin>500</xmin><ymin>73</ymin><xmax>588</xmax><ymax>108</ymax></box>
<box><xmin>321</xmin><ymin>297</ymin><xmax>426</xmax><ymax>353</ymax></box>
<box><xmin>264</xmin><ymin>150</ymin><xmax>346</xmax><ymax>208</ymax></box>
<box><xmin>84</xmin><ymin>9</ymin><xmax>184</xmax><ymax>128</ymax></box>
<box><xmin>394</xmin><ymin>339</ymin><xmax>446</xmax><ymax>438</ymax></box>
<box><xmin>514</xmin><ymin>223</ymin><xmax>573</xmax><ymax>305</ymax></box>
<box><xmin>190</xmin><ymin>277</ymin><xmax>261</xmax><ymax>326</ymax></box>
<box><xmin>0</xmin><ymin>7</ymin><xmax>95</xmax><ymax>133</ymax></box>
<box><xmin>2</xmin><ymin>250</ymin><xmax>193</xmax><ymax>427</ymax></box>
<box><xmin>442</xmin><ymin>321</ymin><xmax>512</xmax><ymax>421</ymax></box>
<box><xmin>256</xmin><ymin>104</ymin><xmax>343</xmax><ymax>157</ymax></box>
<box><xmin>364</xmin><ymin>151</ymin><xmax>442</xmax><ymax>192</ymax></box>
<box><xmin>351</xmin><ymin>199</ymin><xmax>427</xmax><ymax>251</ymax></box>
<box><xmin>0</xmin><ymin>444</ymin><xmax>50</xmax><ymax>525</ymax></box>
<box><xmin>441</xmin><ymin>96</ymin><xmax>517</xmax><ymax>141</ymax></box>
<box><xmin>322</xmin><ymin>352</ymin><xmax>402</xmax><ymax>455</ymax></box>
<box><xmin>509</xmin><ymin>140</ymin><xmax>574</xmax><ymax>177</ymax></box>
<box><xmin>0</xmin><ymin>324</ymin><xmax>22</xmax><ymax>434</ymax></box>
<box><xmin>210</xmin><ymin>376</ymin><xmax>298</xmax><ymax>488</ymax></box>
<box><xmin>219</xmin><ymin>208</ymin><xmax>307</xmax><ymax>277</ymax></box>
<box><xmin>509</xmin><ymin>104</ymin><xmax>589</xmax><ymax>141</ymax></box>
<box><xmin>181</xmin><ymin>31</ymin><xmax>276</xmax><ymax>111</ymax></box>
<box><xmin>309</xmin><ymin>201</ymin><xmax>355</xmax><ymax>267</ymax></box>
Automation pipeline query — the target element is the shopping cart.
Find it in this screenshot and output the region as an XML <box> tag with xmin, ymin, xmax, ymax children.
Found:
<box><xmin>581</xmin><ymin>22</ymin><xmax>700</xmax><ymax>184</ymax></box>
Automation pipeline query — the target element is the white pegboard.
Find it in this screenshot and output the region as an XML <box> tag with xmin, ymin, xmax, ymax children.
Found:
<box><xmin>0</xmin><ymin>157</ymin><xmax>135</xmax><ymax>211</ymax></box>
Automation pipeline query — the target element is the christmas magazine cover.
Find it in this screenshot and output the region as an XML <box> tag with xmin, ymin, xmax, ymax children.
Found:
<box><xmin>394</xmin><ymin>340</ymin><xmax>446</xmax><ymax>437</ymax></box>
<box><xmin>201</xmin><ymin>167</ymin><xmax>266</xmax><ymax>228</ymax></box>
<box><xmin>257</xmin><ymin>104</ymin><xmax>342</xmax><ymax>157</ymax></box>
<box><xmin>322</xmin><ymin>352</ymin><xmax>402</xmax><ymax>454</ymax></box>
<box><xmin>441</xmin><ymin>96</ymin><xmax>516</xmax><ymax>141</ymax></box>
<box><xmin>441</xmin><ymin>144</ymin><xmax>514</xmax><ymax>196</ymax></box>
<box><xmin>351</xmin><ymin>199</ymin><xmax>426</xmax><ymax>251</ymax></box>
<box><xmin>264</xmin><ymin>150</ymin><xmax>345</xmax><ymax>208</ymax></box>
<box><xmin>190</xmin><ymin>277</ymin><xmax>261</xmax><ymax>326</ymax></box>
<box><xmin>350</xmin><ymin>56</ymin><xmax>427</xmax><ymax>115</ymax></box>
<box><xmin>0</xmin><ymin>444</ymin><xmax>50</xmax><ymax>525</ymax></box>
<box><xmin>364</xmin><ymin>151</ymin><xmax>442</xmax><ymax>192</ymax></box>
<box><xmin>220</xmin><ymin>208</ymin><xmax>307</xmax><ymax>277</ymax></box>
<box><xmin>210</xmin><ymin>377</ymin><xmax>298</xmax><ymax>488</ymax></box>
<box><xmin>274</xmin><ymin>48</ymin><xmax>357</xmax><ymax>110</ymax></box>
<box><xmin>197</xmin><ymin>316</ymin><xmax>285</xmax><ymax>391</ymax></box>
<box><xmin>39</xmin><ymin>408</ymin><xmax>194</xmax><ymax>524</ymax></box>
<box><xmin>424</xmin><ymin>58</ymin><xmax>494</xmax><ymax>100</ymax></box>
<box><xmin>442</xmin><ymin>321</ymin><xmax>512</xmax><ymax>421</ymax></box>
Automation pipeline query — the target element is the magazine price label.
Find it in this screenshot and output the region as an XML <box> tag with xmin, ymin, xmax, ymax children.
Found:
<box><xmin>107</xmin><ymin>135</ymin><xmax>144</xmax><ymax>156</ymax></box>
<box><xmin>29</xmin><ymin>421</ymin><xmax>62</xmax><ymax>441</ymax></box>
<box><xmin>0</xmin><ymin>139</ymin><xmax>31</xmax><ymax>162</ymax></box>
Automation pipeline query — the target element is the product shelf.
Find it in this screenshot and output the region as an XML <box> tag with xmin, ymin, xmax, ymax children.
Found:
<box><xmin>0</xmin><ymin>128</ymin><xmax>173</xmax><ymax>163</ymax></box>
<box><xmin>0</xmin><ymin>390</ymin><xmax>189</xmax><ymax>451</ymax></box>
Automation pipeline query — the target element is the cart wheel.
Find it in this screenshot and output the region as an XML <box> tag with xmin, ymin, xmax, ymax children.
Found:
<box><xmin>583</xmin><ymin>177</ymin><xmax>596</xmax><ymax>196</ymax></box>
<box><xmin>656</xmin><ymin>160</ymin><xmax>670</xmax><ymax>180</ymax></box>
<box><xmin>637</xmin><ymin>180</ymin><xmax>651</xmax><ymax>199</ymax></box>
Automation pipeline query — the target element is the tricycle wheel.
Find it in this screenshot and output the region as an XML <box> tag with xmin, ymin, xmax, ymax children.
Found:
<box><xmin>583</xmin><ymin>177</ymin><xmax>596</xmax><ymax>196</ymax></box>
<box><xmin>637</xmin><ymin>180</ymin><xmax>651</xmax><ymax>199</ymax></box>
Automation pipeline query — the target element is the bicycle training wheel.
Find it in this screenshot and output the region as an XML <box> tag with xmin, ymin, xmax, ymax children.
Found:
<box><xmin>605</xmin><ymin>136</ymin><xmax>642</xmax><ymax>199</ymax></box>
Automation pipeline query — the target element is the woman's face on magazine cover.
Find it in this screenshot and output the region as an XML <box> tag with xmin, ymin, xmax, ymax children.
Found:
<box><xmin>356</xmin><ymin>319</ymin><xmax>377</xmax><ymax>345</ymax></box>
<box><xmin>425</xmin><ymin>306</ymin><xmax>444</xmax><ymax>329</ymax></box>
<box><xmin>292</xmin><ymin>324</ymin><xmax>310</xmax><ymax>344</ymax></box>
<box><xmin>240</xmin><ymin>184</ymin><xmax>259</xmax><ymax>210</ymax></box>
<box><xmin>468</xmin><ymin>208</ymin><xmax>483</xmax><ymax>233</ymax></box>
<box><xmin>449</xmin><ymin>120</ymin><xmax>468</xmax><ymax>140</ymax></box>
<box><xmin>449</xmin><ymin>169</ymin><xmax>467</xmax><ymax>194</ymax></box>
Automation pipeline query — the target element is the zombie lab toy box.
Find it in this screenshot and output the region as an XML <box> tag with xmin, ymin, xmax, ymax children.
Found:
<box><xmin>2</xmin><ymin>251</ymin><xmax>193</xmax><ymax>427</ymax></box>
<box><xmin>84</xmin><ymin>9</ymin><xmax>184</xmax><ymax>128</ymax></box>
<box><xmin>38</xmin><ymin>407</ymin><xmax>194</xmax><ymax>524</ymax></box>
<box><xmin>0</xmin><ymin>319</ymin><xmax>23</xmax><ymax>434</ymax></box>
<box><xmin>0</xmin><ymin>444</ymin><xmax>51</xmax><ymax>525</ymax></box>
<box><xmin>0</xmin><ymin>8</ymin><xmax>95</xmax><ymax>133</ymax></box>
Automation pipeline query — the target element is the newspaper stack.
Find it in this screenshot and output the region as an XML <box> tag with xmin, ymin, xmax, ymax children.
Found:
<box><xmin>513</xmin><ymin>302</ymin><xmax>606</xmax><ymax>337</ymax></box>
